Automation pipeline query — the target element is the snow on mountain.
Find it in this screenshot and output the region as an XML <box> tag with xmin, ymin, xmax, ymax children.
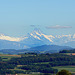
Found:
<box><xmin>41</xmin><ymin>34</ymin><xmax>53</xmax><ymax>42</ymax></box>
<box><xmin>19</xmin><ymin>28</ymin><xmax>75</xmax><ymax>48</ymax></box>
<box><xmin>30</xmin><ymin>33</ymin><xmax>41</xmax><ymax>40</ymax></box>
<box><xmin>56</xmin><ymin>34</ymin><xmax>75</xmax><ymax>42</ymax></box>
<box><xmin>0</xmin><ymin>34</ymin><xmax>28</xmax><ymax>42</ymax></box>
<box><xmin>0</xmin><ymin>34</ymin><xmax>29</xmax><ymax>49</ymax></box>
<box><xmin>30</xmin><ymin>29</ymin><xmax>53</xmax><ymax>42</ymax></box>
<box><xmin>31</xmin><ymin>28</ymin><xmax>53</xmax><ymax>43</ymax></box>
<box><xmin>0</xmin><ymin>28</ymin><xmax>75</xmax><ymax>48</ymax></box>
<box><xmin>20</xmin><ymin>28</ymin><xmax>53</xmax><ymax>47</ymax></box>
<box><xmin>0</xmin><ymin>34</ymin><xmax>21</xmax><ymax>42</ymax></box>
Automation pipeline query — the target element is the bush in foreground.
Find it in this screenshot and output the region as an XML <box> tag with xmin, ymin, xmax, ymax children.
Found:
<box><xmin>56</xmin><ymin>69</ymin><xmax>72</xmax><ymax>75</ymax></box>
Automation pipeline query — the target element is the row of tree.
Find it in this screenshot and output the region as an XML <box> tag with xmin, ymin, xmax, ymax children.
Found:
<box><xmin>59</xmin><ymin>49</ymin><xmax>75</xmax><ymax>53</ymax></box>
<box><xmin>0</xmin><ymin>53</ymin><xmax>75</xmax><ymax>74</ymax></box>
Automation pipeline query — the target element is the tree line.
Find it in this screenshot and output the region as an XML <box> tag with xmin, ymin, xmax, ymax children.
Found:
<box><xmin>0</xmin><ymin>52</ymin><xmax>75</xmax><ymax>74</ymax></box>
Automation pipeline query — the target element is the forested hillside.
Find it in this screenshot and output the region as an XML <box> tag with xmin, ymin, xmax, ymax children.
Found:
<box><xmin>0</xmin><ymin>53</ymin><xmax>75</xmax><ymax>74</ymax></box>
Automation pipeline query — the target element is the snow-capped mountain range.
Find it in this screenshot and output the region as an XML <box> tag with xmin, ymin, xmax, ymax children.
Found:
<box><xmin>0</xmin><ymin>28</ymin><xmax>75</xmax><ymax>49</ymax></box>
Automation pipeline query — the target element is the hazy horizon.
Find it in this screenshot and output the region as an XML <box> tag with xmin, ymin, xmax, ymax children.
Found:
<box><xmin>0</xmin><ymin>0</ymin><xmax>75</xmax><ymax>37</ymax></box>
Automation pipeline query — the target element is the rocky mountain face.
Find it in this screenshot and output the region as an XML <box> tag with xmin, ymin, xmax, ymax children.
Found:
<box><xmin>20</xmin><ymin>28</ymin><xmax>75</xmax><ymax>48</ymax></box>
<box><xmin>0</xmin><ymin>28</ymin><xmax>75</xmax><ymax>49</ymax></box>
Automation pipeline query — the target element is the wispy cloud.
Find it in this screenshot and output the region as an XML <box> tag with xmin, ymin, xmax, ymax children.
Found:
<box><xmin>46</xmin><ymin>25</ymin><xmax>72</xmax><ymax>29</ymax></box>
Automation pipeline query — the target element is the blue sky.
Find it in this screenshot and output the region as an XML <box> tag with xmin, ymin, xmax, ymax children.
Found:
<box><xmin>0</xmin><ymin>0</ymin><xmax>75</xmax><ymax>37</ymax></box>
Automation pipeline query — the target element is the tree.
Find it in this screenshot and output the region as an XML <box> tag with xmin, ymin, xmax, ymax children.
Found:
<box><xmin>56</xmin><ymin>69</ymin><xmax>72</xmax><ymax>75</ymax></box>
<box><xmin>0</xmin><ymin>57</ymin><xmax>2</xmax><ymax>61</ymax></box>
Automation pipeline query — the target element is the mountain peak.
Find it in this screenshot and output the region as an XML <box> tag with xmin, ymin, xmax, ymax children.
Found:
<box><xmin>32</xmin><ymin>28</ymin><xmax>42</xmax><ymax>34</ymax></box>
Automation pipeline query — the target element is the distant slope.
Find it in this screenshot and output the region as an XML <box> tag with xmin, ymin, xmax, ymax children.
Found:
<box><xmin>0</xmin><ymin>49</ymin><xmax>29</xmax><ymax>54</ymax></box>
<box><xmin>0</xmin><ymin>45</ymin><xmax>72</xmax><ymax>54</ymax></box>
<box><xmin>0</xmin><ymin>40</ymin><xmax>28</xmax><ymax>49</ymax></box>
<box><xmin>28</xmin><ymin>45</ymin><xmax>72</xmax><ymax>53</ymax></box>
<box><xmin>64</xmin><ymin>41</ymin><xmax>75</xmax><ymax>48</ymax></box>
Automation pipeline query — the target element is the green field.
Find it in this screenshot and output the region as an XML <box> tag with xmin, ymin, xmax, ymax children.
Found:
<box><xmin>0</xmin><ymin>54</ymin><xmax>21</xmax><ymax>61</ymax></box>
<box><xmin>15</xmin><ymin>65</ymin><xmax>75</xmax><ymax>74</ymax></box>
<box><xmin>52</xmin><ymin>66</ymin><xmax>75</xmax><ymax>73</ymax></box>
<box><xmin>0</xmin><ymin>53</ymin><xmax>75</xmax><ymax>74</ymax></box>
